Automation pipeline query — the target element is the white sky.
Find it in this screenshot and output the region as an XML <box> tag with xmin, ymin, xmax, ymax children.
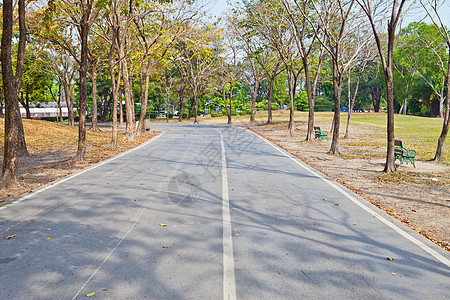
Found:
<box><xmin>202</xmin><ymin>0</ymin><xmax>450</xmax><ymax>27</ymax></box>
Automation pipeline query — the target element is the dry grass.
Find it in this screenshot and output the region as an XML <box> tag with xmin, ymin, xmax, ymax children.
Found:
<box><xmin>0</xmin><ymin>119</ymin><xmax>157</xmax><ymax>201</ymax></box>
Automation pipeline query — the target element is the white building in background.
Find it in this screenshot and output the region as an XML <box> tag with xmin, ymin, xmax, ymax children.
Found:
<box><xmin>15</xmin><ymin>102</ymin><xmax>71</xmax><ymax>118</ymax></box>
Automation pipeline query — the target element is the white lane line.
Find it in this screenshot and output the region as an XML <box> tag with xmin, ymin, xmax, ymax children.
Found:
<box><xmin>0</xmin><ymin>133</ymin><xmax>164</xmax><ymax>211</ymax></box>
<box><xmin>219</xmin><ymin>131</ymin><xmax>237</xmax><ymax>300</ymax></box>
<box><xmin>253</xmin><ymin>131</ymin><xmax>450</xmax><ymax>268</ymax></box>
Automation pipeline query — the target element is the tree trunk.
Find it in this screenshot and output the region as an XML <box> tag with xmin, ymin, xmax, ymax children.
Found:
<box><xmin>303</xmin><ymin>58</ymin><xmax>315</xmax><ymax>141</ymax></box>
<box><xmin>250</xmin><ymin>84</ymin><xmax>257</xmax><ymax>123</ymax></box>
<box><xmin>433</xmin><ymin>54</ymin><xmax>450</xmax><ymax>162</ymax></box>
<box><xmin>223</xmin><ymin>86</ymin><xmax>232</xmax><ymax>125</ymax></box>
<box><xmin>372</xmin><ymin>87</ymin><xmax>382</xmax><ymax>112</ymax></box>
<box><xmin>109</xmin><ymin>62</ymin><xmax>119</xmax><ymax>148</ymax></box>
<box><xmin>119</xmin><ymin>56</ymin><xmax>135</xmax><ymax>140</ymax></box>
<box><xmin>73</xmin><ymin>19</ymin><xmax>89</xmax><ymax>162</ymax></box>
<box><xmin>57</xmin><ymin>87</ymin><xmax>63</xmax><ymax>123</ymax></box>
<box><xmin>178</xmin><ymin>96</ymin><xmax>184</xmax><ymax>122</ymax></box>
<box><xmin>89</xmin><ymin>63</ymin><xmax>100</xmax><ymax>131</ymax></box>
<box><xmin>329</xmin><ymin>60</ymin><xmax>342</xmax><ymax>154</ymax></box>
<box><xmin>136</xmin><ymin>68</ymin><xmax>151</xmax><ymax>135</ymax></box>
<box><xmin>119</xmin><ymin>88</ymin><xmax>124</xmax><ymax>127</ymax></box>
<box><xmin>193</xmin><ymin>91</ymin><xmax>199</xmax><ymax>124</ymax></box>
<box><xmin>63</xmin><ymin>83</ymin><xmax>75</xmax><ymax>126</ymax></box>
<box><xmin>267</xmin><ymin>76</ymin><xmax>274</xmax><ymax>125</ymax></box>
<box><xmin>187</xmin><ymin>97</ymin><xmax>192</xmax><ymax>120</ymax></box>
<box><xmin>1</xmin><ymin>0</ymin><xmax>20</xmax><ymax>188</ymax></box>
<box><xmin>287</xmin><ymin>71</ymin><xmax>296</xmax><ymax>137</ymax></box>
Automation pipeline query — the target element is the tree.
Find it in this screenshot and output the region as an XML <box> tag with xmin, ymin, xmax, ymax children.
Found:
<box><xmin>1</xmin><ymin>0</ymin><xmax>28</xmax><ymax>188</ymax></box>
<box><xmin>310</xmin><ymin>0</ymin><xmax>368</xmax><ymax>154</ymax></box>
<box><xmin>357</xmin><ymin>0</ymin><xmax>409</xmax><ymax>172</ymax></box>
<box><xmin>1</xmin><ymin>0</ymin><xmax>21</xmax><ymax>188</ymax></box>
<box><xmin>421</xmin><ymin>0</ymin><xmax>450</xmax><ymax>162</ymax></box>
<box><xmin>283</xmin><ymin>0</ymin><xmax>325</xmax><ymax>140</ymax></box>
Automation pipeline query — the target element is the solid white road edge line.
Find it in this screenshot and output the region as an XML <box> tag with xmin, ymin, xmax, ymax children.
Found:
<box><xmin>252</xmin><ymin>130</ymin><xmax>450</xmax><ymax>268</ymax></box>
<box><xmin>0</xmin><ymin>133</ymin><xmax>165</xmax><ymax>211</ymax></box>
<box><xmin>219</xmin><ymin>131</ymin><xmax>237</xmax><ymax>300</ymax></box>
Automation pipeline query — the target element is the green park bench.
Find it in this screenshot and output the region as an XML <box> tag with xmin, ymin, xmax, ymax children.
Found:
<box><xmin>394</xmin><ymin>140</ymin><xmax>416</xmax><ymax>167</ymax></box>
<box><xmin>314</xmin><ymin>127</ymin><xmax>328</xmax><ymax>140</ymax></box>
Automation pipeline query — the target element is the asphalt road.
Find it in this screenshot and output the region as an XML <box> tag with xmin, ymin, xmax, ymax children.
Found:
<box><xmin>0</xmin><ymin>123</ymin><xmax>449</xmax><ymax>299</ymax></box>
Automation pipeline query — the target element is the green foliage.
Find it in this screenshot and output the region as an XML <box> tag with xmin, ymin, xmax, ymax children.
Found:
<box><xmin>295</xmin><ymin>91</ymin><xmax>308</xmax><ymax>111</ymax></box>
<box><xmin>211</xmin><ymin>112</ymin><xmax>220</xmax><ymax>117</ymax></box>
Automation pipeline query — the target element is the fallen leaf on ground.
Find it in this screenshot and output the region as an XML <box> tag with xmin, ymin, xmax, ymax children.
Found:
<box><xmin>139</xmin><ymin>183</ymin><xmax>145</xmax><ymax>185</ymax></box>
<box><xmin>247</xmin><ymin>166</ymin><xmax>252</xmax><ymax>168</ymax></box>
<box><xmin>102</xmin><ymin>289</ymin><xmax>108</xmax><ymax>291</ymax></box>
<box><xmin>44</xmin><ymin>238</ymin><xmax>51</xmax><ymax>241</ymax></box>
<box><xmin>2</xmin><ymin>205</ymin><xmax>13</xmax><ymax>207</ymax></box>
<box><xmin>5</xmin><ymin>234</ymin><xmax>16</xmax><ymax>240</ymax></box>
<box><xmin>353</xmin><ymin>224</ymin><xmax>358</xmax><ymax>226</ymax></box>
<box><xmin>84</xmin><ymin>292</ymin><xmax>95</xmax><ymax>297</ymax></box>
<box><xmin>323</xmin><ymin>198</ymin><xmax>327</xmax><ymax>201</ymax></box>
<box><xmin>45</xmin><ymin>228</ymin><xmax>51</xmax><ymax>231</ymax></box>
<box><xmin>387</xmin><ymin>257</ymin><xmax>396</xmax><ymax>261</ymax></box>
<box><xmin>162</xmin><ymin>246</ymin><xmax>170</xmax><ymax>248</ymax></box>
<box><xmin>392</xmin><ymin>273</ymin><xmax>398</xmax><ymax>275</ymax></box>
<box><xmin>159</xmin><ymin>224</ymin><xmax>167</xmax><ymax>227</ymax></box>
<box><xmin>30</xmin><ymin>220</ymin><xmax>35</xmax><ymax>222</ymax></box>
<box><xmin>335</xmin><ymin>204</ymin><xmax>339</xmax><ymax>206</ymax></box>
<box><xmin>234</xmin><ymin>233</ymin><xmax>240</xmax><ymax>236</ymax></box>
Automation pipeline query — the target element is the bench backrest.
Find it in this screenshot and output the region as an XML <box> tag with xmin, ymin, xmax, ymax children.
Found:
<box><xmin>394</xmin><ymin>140</ymin><xmax>403</xmax><ymax>149</ymax></box>
<box><xmin>314</xmin><ymin>127</ymin><xmax>321</xmax><ymax>132</ymax></box>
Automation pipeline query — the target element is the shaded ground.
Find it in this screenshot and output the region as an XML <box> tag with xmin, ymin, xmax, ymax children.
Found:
<box><xmin>0</xmin><ymin>119</ymin><xmax>157</xmax><ymax>202</ymax></box>
<box><xmin>236</xmin><ymin>114</ymin><xmax>449</xmax><ymax>251</ymax></box>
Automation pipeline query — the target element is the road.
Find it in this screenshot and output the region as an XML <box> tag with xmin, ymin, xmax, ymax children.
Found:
<box><xmin>0</xmin><ymin>124</ymin><xmax>449</xmax><ymax>299</ymax></box>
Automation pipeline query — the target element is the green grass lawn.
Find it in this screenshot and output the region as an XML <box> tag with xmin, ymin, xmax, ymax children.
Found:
<box><xmin>201</xmin><ymin>110</ymin><xmax>449</xmax><ymax>163</ymax></box>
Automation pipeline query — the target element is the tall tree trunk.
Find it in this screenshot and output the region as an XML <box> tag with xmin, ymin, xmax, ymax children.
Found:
<box><xmin>1</xmin><ymin>0</ymin><xmax>20</xmax><ymax>188</ymax></box>
<box><xmin>193</xmin><ymin>90</ymin><xmax>199</xmax><ymax>124</ymax></box>
<box><xmin>372</xmin><ymin>87</ymin><xmax>382</xmax><ymax>112</ymax></box>
<box><xmin>63</xmin><ymin>83</ymin><xmax>75</xmax><ymax>126</ymax></box>
<box><xmin>119</xmin><ymin>53</ymin><xmax>135</xmax><ymax>140</ymax></box>
<box><xmin>267</xmin><ymin>76</ymin><xmax>274</xmax><ymax>124</ymax></box>
<box><xmin>433</xmin><ymin>54</ymin><xmax>450</xmax><ymax>162</ymax></box>
<box><xmin>15</xmin><ymin>0</ymin><xmax>28</xmax><ymax>155</ymax></box>
<box><xmin>250</xmin><ymin>84</ymin><xmax>257</xmax><ymax>123</ymax></box>
<box><xmin>89</xmin><ymin>63</ymin><xmax>100</xmax><ymax>131</ymax></box>
<box><xmin>119</xmin><ymin>88</ymin><xmax>124</xmax><ymax>127</ymax></box>
<box><xmin>329</xmin><ymin>60</ymin><xmax>342</xmax><ymax>154</ymax></box>
<box><xmin>303</xmin><ymin>59</ymin><xmax>315</xmax><ymax>141</ymax></box>
<box><xmin>57</xmin><ymin>86</ymin><xmax>63</xmax><ymax>123</ymax></box>
<box><xmin>187</xmin><ymin>97</ymin><xmax>192</xmax><ymax>120</ymax></box>
<box><xmin>223</xmin><ymin>86</ymin><xmax>232</xmax><ymax>125</ymax></box>
<box><xmin>25</xmin><ymin>91</ymin><xmax>31</xmax><ymax>119</ymax></box>
<box><xmin>136</xmin><ymin>66</ymin><xmax>151</xmax><ymax>135</ymax></box>
<box><xmin>178</xmin><ymin>96</ymin><xmax>184</xmax><ymax>122</ymax></box>
<box><xmin>287</xmin><ymin>71</ymin><xmax>296</xmax><ymax>137</ymax></box>
<box><xmin>73</xmin><ymin>19</ymin><xmax>89</xmax><ymax>162</ymax></box>
<box><xmin>109</xmin><ymin>61</ymin><xmax>120</xmax><ymax>148</ymax></box>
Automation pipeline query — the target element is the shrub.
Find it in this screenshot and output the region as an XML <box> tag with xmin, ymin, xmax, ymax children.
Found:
<box><xmin>211</xmin><ymin>113</ymin><xmax>220</xmax><ymax>117</ymax></box>
<box><xmin>148</xmin><ymin>112</ymin><xmax>157</xmax><ymax>119</ymax></box>
<box><xmin>168</xmin><ymin>113</ymin><xmax>174</xmax><ymax>118</ymax></box>
<box><xmin>182</xmin><ymin>113</ymin><xmax>188</xmax><ymax>118</ymax></box>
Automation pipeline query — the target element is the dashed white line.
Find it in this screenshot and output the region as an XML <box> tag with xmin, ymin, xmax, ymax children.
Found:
<box><xmin>219</xmin><ymin>130</ymin><xmax>237</xmax><ymax>300</ymax></box>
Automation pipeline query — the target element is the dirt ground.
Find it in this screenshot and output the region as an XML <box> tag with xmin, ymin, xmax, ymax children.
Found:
<box><xmin>0</xmin><ymin>127</ymin><xmax>158</xmax><ymax>202</ymax></box>
<box><xmin>239</xmin><ymin>119</ymin><xmax>450</xmax><ymax>251</ymax></box>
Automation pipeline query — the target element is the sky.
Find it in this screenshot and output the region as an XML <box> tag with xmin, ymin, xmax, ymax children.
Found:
<box><xmin>201</xmin><ymin>0</ymin><xmax>450</xmax><ymax>27</ymax></box>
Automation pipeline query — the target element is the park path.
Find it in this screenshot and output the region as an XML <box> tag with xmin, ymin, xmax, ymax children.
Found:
<box><xmin>0</xmin><ymin>123</ymin><xmax>449</xmax><ymax>299</ymax></box>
